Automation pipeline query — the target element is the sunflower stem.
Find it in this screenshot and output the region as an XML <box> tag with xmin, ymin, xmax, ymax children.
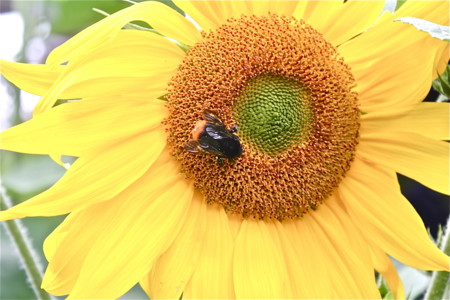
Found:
<box><xmin>424</xmin><ymin>217</ymin><xmax>450</xmax><ymax>300</ymax></box>
<box><xmin>0</xmin><ymin>187</ymin><xmax>54</xmax><ymax>300</ymax></box>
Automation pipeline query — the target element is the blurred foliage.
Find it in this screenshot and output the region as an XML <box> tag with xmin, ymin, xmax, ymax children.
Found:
<box><xmin>43</xmin><ymin>0</ymin><xmax>181</xmax><ymax>35</ymax></box>
<box><xmin>45</xmin><ymin>0</ymin><xmax>131</xmax><ymax>35</ymax></box>
<box><xmin>433</xmin><ymin>65</ymin><xmax>450</xmax><ymax>99</ymax></box>
<box><xmin>395</xmin><ymin>0</ymin><xmax>408</xmax><ymax>11</ymax></box>
<box><xmin>1</xmin><ymin>151</ymin><xmax>66</xmax><ymax>299</ymax></box>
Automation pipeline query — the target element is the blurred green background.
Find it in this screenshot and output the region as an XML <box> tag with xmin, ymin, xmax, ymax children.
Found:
<box><xmin>0</xmin><ymin>0</ymin><xmax>448</xmax><ymax>299</ymax></box>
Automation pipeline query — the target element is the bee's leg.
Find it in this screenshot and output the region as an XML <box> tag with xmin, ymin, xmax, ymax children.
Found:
<box><xmin>229</xmin><ymin>125</ymin><xmax>238</xmax><ymax>133</ymax></box>
<box><xmin>217</xmin><ymin>156</ymin><xmax>224</xmax><ymax>167</ymax></box>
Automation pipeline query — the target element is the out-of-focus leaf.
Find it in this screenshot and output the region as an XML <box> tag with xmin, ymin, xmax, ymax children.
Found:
<box><xmin>433</xmin><ymin>65</ymin><xmax>450</xmax><ymax>98</ymax></box>
<box><xmin>395</xmin><ymin>0</ymin><xmax>408</xmax><ymax>11</ymax></box>
<box><xmin>383</xmin><ymin>291</ymin><xmax>395</xmax><ymax>300</ymax></box>
<box><xmin>1</xmin><ymin>151</ymin><xmax>66</xmax><ymax>196</ymax></box>
<box><xmin>394</xmin><ymin>17</ymin><xmax>450</xmax><ymax>42</ymax></box>
<box><xmin>45</xmin><ymin>0</ymin><xmax>182</xmax><ymax>35</ymax></box>
<box><xmin>45</xmin><ymin>0</ymin><xmax>130</xmax><ymax>35</ymax></box>
<box><xmin>378</xmin><ymin>276</ymin><xmax>390</xmax><ymax>298</ymax></box>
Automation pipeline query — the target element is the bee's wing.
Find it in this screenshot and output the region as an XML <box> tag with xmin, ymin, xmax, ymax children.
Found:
<box><xmin>203</xmin><ymin>109</ymin><xmax>224</xmax><ymax>126</ymax></box>
<box><xmin>184</xmin><ymin>140</ymin><xmax>203</xmax><ymax>153</ymax></box>
<box><xmin>198</xmin><ymin>136</ymin><xmax>224</xmax><ymax>157</ymax></box>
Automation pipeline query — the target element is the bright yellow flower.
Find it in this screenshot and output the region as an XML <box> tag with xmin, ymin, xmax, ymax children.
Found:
<box><xmin>1</xmin><ymin>0</ymin><xmax>449</xmax><ymax>299</ymax></box>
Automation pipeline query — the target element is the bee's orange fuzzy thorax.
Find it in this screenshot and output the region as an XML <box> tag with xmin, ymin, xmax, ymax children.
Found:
<box><xmin>192</xmin><ymin>120</ymin><xmax>208</xmax><ymax>140</ymax></box>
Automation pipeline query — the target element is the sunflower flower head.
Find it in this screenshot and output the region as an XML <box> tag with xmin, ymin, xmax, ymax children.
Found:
<box><xmin>1</xmin><ymin>1</ymin><xmax>449</xmax><ymax>299</ymax></box>
<box><xmin>166</xmin><ymin>14</ymin><xmax>360</xmax><ymax>220</ymax></box>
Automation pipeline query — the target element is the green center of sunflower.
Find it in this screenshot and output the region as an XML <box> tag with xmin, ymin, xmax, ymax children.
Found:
<box><xmin>165</xmin><ymin>14</ymin><xmax>360</xmax><ymax>221</ymax></box>
<box><xmin>234</xmin><ymin>73</ymin><xmax>312</xmax><ymax>156</ymax></box>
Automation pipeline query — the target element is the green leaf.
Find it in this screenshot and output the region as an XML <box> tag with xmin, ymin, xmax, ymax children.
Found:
<box><xmin>377</xmin><ymin>276</ymin><xmax>390</xmax><ymax>298</ymax></box>
<box><xmin>0</xmin><ymin>151</ymin><xmax>66</xmax><ymax>196</ymax></box>
<box><xmin>432</xmin><ymin>65</ymin><xmax>450</xmax><ymax>98</ymax></box>
<box><xmin>383</xmin><ymin>291</ymin><xmax>395</xmax><ymax>300</ymax></box>
<box><xmin>45</xmin><ymin>0</ymin><xmax>130</xmax><ymax>35</ymax></box>
<box><xmin>394</xmin><ymin>17</ymin><xmax>450</xmax><ymax>41</ymax></box>
<box><xmin>395</xmin><ymin>0</ymin><xmax>408</xmax><ymax>11</ymax></box>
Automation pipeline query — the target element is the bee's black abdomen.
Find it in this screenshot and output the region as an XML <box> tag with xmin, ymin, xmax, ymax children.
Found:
<box><xmin>199</xmin><ymin>122</ymin><xmax>243</xmax><ymax>159</ymax></box>
<box><xmin>217</xmin><ymin>136</ymin><xmax>242</xmax><ymax>158</ymax></box>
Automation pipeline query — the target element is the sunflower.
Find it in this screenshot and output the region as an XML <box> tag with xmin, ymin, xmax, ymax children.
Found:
<box><xmin>1</xmin><ymin>0</ymin><xmax>449</xmax><ymax>299</ymax></box>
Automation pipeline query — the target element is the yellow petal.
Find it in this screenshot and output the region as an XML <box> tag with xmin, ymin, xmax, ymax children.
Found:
<box><xmin>173</xmin><ymin>0</ymin><xmax>234</xmax><ymax>32</ymax></box>
<box><xmin>174</xmin><ymin>1</ymin><xmax>299</xmax><ymax>32</ymax></box>
<box><xmin>370</xmin><ymin>245</ymin><xmax>405</xmax><ymax>299</ymax></box>
<box><xmin>0</xmin><ymin>60</ymin><xmax>63</xmax><ymax>96</ymax></box>
<box><xmin>1</xmin><ymin>96</ymin><xmax>167</xmax><ymax>156</ymax></box>
<box><xmin>248</xmin><ymin>1</ymin><xmax>299</xmax><ymax>18</ymax></box>
<box><xmin>392</xmin><ymin>0</ymin><xmax>449</xmax><ymax>25</ymax></box>
<box><xmin>45</xmin><ymin>150</ymin><xmax>193</xmax><ymax>298</ymax></box>
<box><xmin>278</xmin><ymin>219</ymin><xmax>333</xmax><ymax>298</ymax></box>
<box><xmin>227</xmin><ymin>213</ymin><xmax>243</xmax><ymax>240</ymax></box>
<box><xmin>340</xmin><ymin>158</ymin><xmax>450</xmax><ymax>271</ymax></box>
<box><xmin>68</xmin><ymin>159</ymin><xmax>192</xmax><ymax>299</ymax></box>
<box><xmin>358</xmin><ymin>130</ymin><xmax>449</xmax><ymax>195</ymax></box>
<box><xmin>340</xmin><ymin>16</ymin><xmax>449</xmax><ymax>117</ymax></box>
<box><xmin>0</xmin><ymin>129</ymin><xmax>166</xmax><ymax>221</ymax></box>
<box><xmin>42</xmin><ymin>212</ymin><xmax>86</xmax><ymax>295</ymax></box>
<box><xmin>183</xmin><ymin>204</ymin><xmax>235</xmax><ymax>299</ymax></box>
<box><xmin>313</xmin><ymin>199</ymin><xmax>381</xmax><ymax>299</ymax></box>
<box><xmin>233</xmin><ymin>219</ymin><xmax>293</xmax><ymax>299</ymax></box>
<box><xmin>295</xmin><ymin>0</ymin><xmax>384</xmax><ymax>46</ymax></box>
<box><xmin>47</xmin><ymin>1</ymin><xmax>199</xmax><ymax>66</ymax></box>
<box><xmin>35</xmin><ymin>30</ymin><xmax>183</xmax><ymax>114</ymax></box>
<box><xmin>362</xmin><ymin>102</ymin><xmax>450</xmax><ymax>141</ymax></box>
<box><xmin>141</xmin><ymin>190</ymin><xmax>207</xmax><ymax>300</ymax></box>
<box><xmin>292</xmin><ymin>207</ymin><xmax>377</xmax><ymax>299</ymax></box>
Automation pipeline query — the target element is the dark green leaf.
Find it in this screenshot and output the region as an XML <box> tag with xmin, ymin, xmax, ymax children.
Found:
<box><xmin>395</xmin><ymin>0</ymin><xmax>408</xmax><ymax>11</ymax></box>
<box><xmin>433</xmin><ymin>65</ymin><xmax>450</xmax><ymax>98</ymax></box>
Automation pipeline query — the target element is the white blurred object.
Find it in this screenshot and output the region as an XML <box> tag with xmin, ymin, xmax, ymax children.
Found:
<box><xmin>0</xmin><ymin>11</ymin><xmax>24</xmax><ymax>60</ymax></box>
<box><xmin>19</xmin><ymin>90</ymin><xmax>41</xmax><ymax>121</ymax></box>
<box><xmin>394</xmin><ymin>259</ymin><xmax>430</xmax><ymax>299</ymax></box>
<box><xmin>383</xmin><ymin>0</ymin><xmax>398</xmax><ymax>13</ymax></box>
<box><xmin>0</xmin><ymin>11</ymin><xmax>24</xmax><ymax>130</ymax></box>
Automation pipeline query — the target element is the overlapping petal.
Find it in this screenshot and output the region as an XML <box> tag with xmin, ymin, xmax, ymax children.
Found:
<box><xmin>290</xmin><ymin>208</ymin><xmax>376</xmax><ymax>299</ymax></box>
<box><xmin>0</xmin><ymin>128</ymin><xmax>166</xmax><ymax>221</ymax></box>
<box><xmin>43</xmin><ymin>149</ymin><xmax>193</xmax><ymax>298</ymax></box>
<box><xmin>141</xmin><ymin>191</ymin><xmax>207</xmax><ymax>300</ymax></box>
<box><xmin>362</xmin><ymin>102</ymin><xmax>450</xmax><ymax>141</ymax></box>
<box><xmin>46</xmin><ymin>1</ymin><xmax>200</xmax><ymax>66</ymax></box>
<box><xmin>174</xmin><ymin>1</ymin><xmax>299</xmax><ymax>32</ymax></box>
<box><xmin>1</xmin><ymin>97</ymin><xmax>167</xmax><ymax>156</ymax></box>
<box><xmin>340</xmin><ymin>158</ymin><xmax>450</xmax><ymax>271</ymax></box>
<box><xmin>294</xmin><ymin>0</ymin><xmax>384</xmax><ymax>46</ymax></box>
<box><xmin>370</xmin><ymin>245</ymin><xmax>405</xmax><ymax>299</ymax></box>
<box><xmin>183</xmin><ymin>205</ymin><xmax>235</xmax><ymax>299</ymax></box>
<box><xmin>0</xmin><ymin>60</ymin><xmax>63</xmax><ymax>96</ymax></box>
<box><xmin>392</xmin><ymin>0</ymin><xmax>449</xmax><ymax>26</ymax></box>
<box><xmin>340</xmin><ymin>15</ymin><xmax>449</xmax><ymax>118</ymax></box>
<box><xmin>358</xmin><ymin>130</ymin><xmax>449</xmax><ymax>195</ymax></box>
<box><xmin>277</xmin><ymin>220</ymin><xmax>333</xmax><ymax>298</ymax></box>
<box><xmin>34</xmin><ymin>30</ymin><xmax>184</xmax><ymax>114</ymax></box>
<box><xmin>314</xmin><ymin>199</ymin><xmax>380</xmax><ymax>299</ymax></box>
<box><xmin>233</xmin><ymin>219</ymin><xmax>293</xmax><ymax>299</ymax></box>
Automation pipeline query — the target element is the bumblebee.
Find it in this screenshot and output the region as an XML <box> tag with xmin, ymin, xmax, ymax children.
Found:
<box><xmin>184</xmin><ymin>110</ymin><xmax>243</xmax><ymax>165</ymax></box>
